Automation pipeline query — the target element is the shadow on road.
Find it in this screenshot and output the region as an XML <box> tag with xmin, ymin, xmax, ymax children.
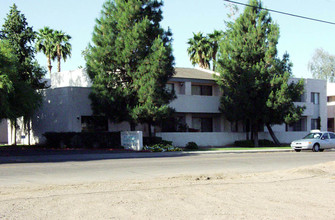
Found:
<box><xmin>0</xmin><ymin>149</ymin><xmax>195</xmax><ymax>164</ymax></box>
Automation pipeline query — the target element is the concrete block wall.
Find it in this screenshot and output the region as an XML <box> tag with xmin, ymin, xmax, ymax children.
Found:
<box><xmin>0</xmin><ymin>119</ymin><xmax>8</xmax><ymax>144</ymax></box>
<box><xmin>156</xmin><ymin>131</ymin><xmax>309</xmax><ymax>147</ymax></box>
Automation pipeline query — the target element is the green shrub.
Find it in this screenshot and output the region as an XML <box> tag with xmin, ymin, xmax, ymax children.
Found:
<box><xmin>143</xmin><ymin>144</ymin><xmax>182</xmax><ymax>152</ymax></box>
<box><xmin>143</xmin><ymin>137</ymin><xmax>173</xmax><ymax>146</ymax></box>
<box><xmin>185</xmin><ymin>141</ymin><xmax>198</xmax><ymax>150</ymax></box>
<box><xmin>234</xmin><ymin>140</ymin><xmax>254</xmax><ymax>147</ymax></box>
<box><xmin>160</xmin><ymin>140</ymin><xmax>173</xmax><ymax>146</ymax></box>
<box><xmin>143</xmin><ymin>137</ymin><xmax>162</xmax><ymax>146</ymax></box>
<box><xmin>259</xmin><ymin>139</ymin><xmax>276</xmax><ymax>146</ymax></box>
<box><xmin>43</xmin><ymin>132</ymin><xmax>121</xmax><ymax>149</ymax></box>
<box><xmin>43</xmin><ymin>132</ymin><xmax>76</xmax><ymax>148</ymax></box>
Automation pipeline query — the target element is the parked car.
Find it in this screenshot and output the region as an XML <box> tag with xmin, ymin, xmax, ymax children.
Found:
<box><xmin>291</xmin><ymin>130</ymin><xmax>335</xmax><ymax>152</ymax></box>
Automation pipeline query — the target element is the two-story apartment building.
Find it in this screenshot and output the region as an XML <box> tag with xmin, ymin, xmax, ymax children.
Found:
<box><xmin>4</xmin><ymin>68</ymin><xmax>327</xmax><ymax>147</ymax></box>
<box><xmin>163</xmin><ymin>68</ymin><xmax>222</xmax><ymax>133</ymax></box>
<box><xmin>157</xmin><ymin>69</ymin><xmax>327</xmax><ymax>146</ymax></box>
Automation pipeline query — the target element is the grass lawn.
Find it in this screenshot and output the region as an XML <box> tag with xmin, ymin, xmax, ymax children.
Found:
<box><xmin>0</xmin><ymin>145</ymin><xmax>9</xmax><ymax>148</ymax></box>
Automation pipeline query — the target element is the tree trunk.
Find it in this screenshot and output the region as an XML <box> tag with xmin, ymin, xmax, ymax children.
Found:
<box><xmin>148</xmin><ymin>123</ymin><xmax>152</xmax><ymax>137</ymax></box>
<box><xmin>57</xmin><ymin>45</ymin><xmax>61</xmax><ymax>72</ymax></box>
<box><xmin>266</xmin><ymin>123</ymin><xmax>280</xmax><ymax>146</ymax></box>
<box><xmin>130</xmin><ymin>122</ymin><xmax>136</xmax><ymax>131</ymax></box>
<box><xmin>245</xmin><ymin>120</ymin><xmax>250</xmax><ymax>140</ymax></box>
<box><xmin>253</xmin><ymin>122</ymin><xmax>259</xmax><ymax>147</ymax></box>
<box><xmin>212</xmin><ymin>53</ymin><xmax>216</xmax><ymax>72</ymax></box>
<box><xmin>57</xmin><ymin>55</ymin><xmax>61</xmax><ymax>72</ymax></box>
<box><xmin>47</xmin><ymin>56</ymin><xmax>52</xmax><ymax>74</ymax></box>
<box><xmin>28</xmin><ymin>119</ymin><xmax>31</xmax><ymax>146</ymax></box>
<box><xmin>253</xmin><ymin>132</ymin><xmax>259</xmax><ymax>147</ymax></box>
<box><xmin>198</xmin><ymin>51</ymin><xmax>203</xmax><ymax>68</ymax></box>
<box><xmin>14</xmin><ymin>120</ymin><xmax>17</xmax><ymax>146</ymax></box>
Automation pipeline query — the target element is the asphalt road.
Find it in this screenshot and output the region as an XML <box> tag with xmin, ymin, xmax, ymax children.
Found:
<box><xmin>0</xmin><ymin>151</ymin><xmax>335</xmax><ymax>186</ymax></box>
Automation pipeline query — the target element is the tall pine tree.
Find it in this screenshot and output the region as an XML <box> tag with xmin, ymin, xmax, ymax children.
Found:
<box><xmin>1</xmin><ymin>4</ymin><xmax>46</xmax><ymax>90</ymax></box>
<box><xmin>0</xmin><ymin>40</ymin><xmax>16</xmax><ymax>121</ymax></box>
<box><xmin>216</xmin><ymin>0</ymin><xmax>304</xmax><ymax>146</ymax></box>
<box><xmin>85</xmin><ymin>0</ymin><xmax>175</xmax><ymax>134</ymax></box>
<box><xmin>264</xmin><ymin>53</ymin><xmax>305</xmax><ymax>144</ymax></box>
<box><xmin>1</xmin><ymin>4</ymin><xmax>46</xmax><ymax>144</ymax></box>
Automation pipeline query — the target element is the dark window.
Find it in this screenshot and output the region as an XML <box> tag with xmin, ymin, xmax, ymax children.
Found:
<box><xmin>328</xmin><ymin>118</ymin><xmax>334</xmax><ymax>132</ymax></box>
<box><xmin>191</xmin><ymin>85</ymin><xmax>201</xmax><ymax>95</ymax></box>
<box><xmin>191</xmin><ymin>85</ymin><xmax>212</xmax><ymax>96</ymax></box>
<box><xmin>311</xmin><ymin>92</ymin><xmax>320</xmax><ymax>104</ymax></box>
<box><xmin>161</xmin><ymin>115</ymin><xmax>187</xmax><ymax>132</ymax></box>
<box><xmin>165</xmin><ymin>83</ymin><xmax>174</xmax><ymax>93</ymax></box>
<box><xmin>294</xmin><ymin>93</ymin><xmax>305</xmax><ymax>102</ymax></box>
<box><xmin>286</xmin><ymin>117</ymin><xmax>307</xmax><ymax>131</ymax></box>
<box><xmin>327</xmin><ymin>96</ymin><xmax>335</xmax><ymax>102</ymax></box>
<box><xmin>231</xmin><ymin>121</ymin><xmax>238</xmax><ymax>132</ymax></box>
<box><xmin>311</xmin><ymin>118</ymin><xmax>321</xmax><ymax>130</ymax></box>
<box><xmin>192</xmin><ymin>117</ymin><xmax>213</xmax><ymax>132</ymax></box>
<box><xmin>201</xmin><ymin>85</ymin><xmax>212</xmax><ymax>96</ymax></box>
<box><xmin>329</xmin><ymin>133</ymin><xmax>335</xmax><ymax>139</ymax></box>
<box><xmin>201</xmin><ymin>118</ymin><xmax>213</xmax><ymax>132</ymax></box>
<box><xmin>322</xmin><ymin>133</ymin><xmax>329</xmax><ymax>139</ymax></box>
<box><xmin>81</xmin><ymin>116</ymin><xmax>108</xmax><ymax>132</ymax></box>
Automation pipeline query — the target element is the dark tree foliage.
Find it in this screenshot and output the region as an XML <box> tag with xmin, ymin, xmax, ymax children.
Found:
<box><xmin>0</xmin><ymin>40</ymin><xmax>16</xmax><ymax>120</ymax></box>
<box><xmin>85</xmin><ymin>0</ymin><xmax>175</xmax><ymax>134</ymax></box>
<box><xmin>216</xmin><ymin>0</ymin><xmax>304</xmax><ymax>146</ymax></box>
<box><xmin>1</xmin><ymin>4</ymin><xmax>46</xmax><ymax>90</ymax></box>
<box><xmin>187</xmin><ymin>30</ymin><xmax>223</xmax><ymax>71</ymax></box>
<box><xmin>264</xmin><ymin>53</ymin><xmax>305</xmax><ymax>144</ymax></box>
<box><xmin>0</xmin><ymin>40</ymin><xmax>42</xmax><ymax>123</ymax></box>
<box><xmin>1</xmin><ymin>4</ymin><xmax>46</xmax><ymax>144</ymax></box>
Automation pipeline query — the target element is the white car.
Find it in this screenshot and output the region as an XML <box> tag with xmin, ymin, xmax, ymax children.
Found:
<box><xmin>291</xmin><ymin>130</ymin><xmax>335</xmax><ymax>152</ymax></box>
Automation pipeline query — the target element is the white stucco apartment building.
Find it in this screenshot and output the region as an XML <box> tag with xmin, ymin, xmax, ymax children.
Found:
<box><xmin>157</xmin><ymin>68</ymin><xmax>327</xmax><ymax>146</ymax></box>
<box><xmin>327</xmin><ymin>83</ymin><xmax>335</xmax><ymax>132</ymax></box>
<box><xmin>3</xmin><ymin>68</ymin><xmax>327</xmax><ymax>147</ymax></box>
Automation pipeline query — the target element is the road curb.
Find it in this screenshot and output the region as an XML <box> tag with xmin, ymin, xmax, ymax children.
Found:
<box><xmin>182</xmin><ymin>149</ymin><xmax>294</xmax><ymax>154</ymax></box>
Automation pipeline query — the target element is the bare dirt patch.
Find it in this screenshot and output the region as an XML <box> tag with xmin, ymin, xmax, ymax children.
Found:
<box><xmin>1</xmin><ymin>162</ymin><xmax>335</xmax><ymax>219</ymax></box>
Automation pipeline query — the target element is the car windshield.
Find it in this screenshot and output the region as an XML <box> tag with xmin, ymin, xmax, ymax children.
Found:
<box><xmin>303</xmin><ymin>133</ymin><xmax>322</xmax><ymax>139</ymax></box>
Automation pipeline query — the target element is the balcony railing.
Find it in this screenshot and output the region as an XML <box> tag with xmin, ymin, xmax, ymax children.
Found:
<box><xmin>169</xmin><ymin>94</ymin><xmax>220</xmax><ymax>113</ymax></box>
<box><xmin>169</xmin><ymin>96</ymin><xmax>315</xmax><ymax>115</ymax></box>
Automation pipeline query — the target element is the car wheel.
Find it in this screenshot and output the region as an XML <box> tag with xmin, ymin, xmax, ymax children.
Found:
<box><xmin>295</xmin><ymin>149</ymin><xmax>301</xmax><ymax>152</ymax></box>
<box><xmin>312</xmin><ymin>144</ymin><xmax>320</xmax><ymax>152</ymax></box>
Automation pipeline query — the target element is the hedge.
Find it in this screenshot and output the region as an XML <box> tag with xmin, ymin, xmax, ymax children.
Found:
<box><xmin>43</xmin><ymin>132</ymin><xmax>121</xmax><ymax>149</ymax></box>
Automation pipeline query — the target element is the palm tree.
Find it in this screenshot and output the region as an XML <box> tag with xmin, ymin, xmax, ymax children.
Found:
<box><xmin>208</xmin><ymin>30</ymin><xmax>223</xmax><ymax>71</ymax></box>
<box><xmin>54</xmin><ymin>30</ymin><xmax>72</xmax><ymax>72</ymax></box>
<box><xmin>36</xmin><ymin>27</ymin><xmax>56</xmax><ymax>74</ymax></box>
<box><xmin>187</xmin><ymin>32</ymin><xmax>211</xmax><ymax>69</ymax></box>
